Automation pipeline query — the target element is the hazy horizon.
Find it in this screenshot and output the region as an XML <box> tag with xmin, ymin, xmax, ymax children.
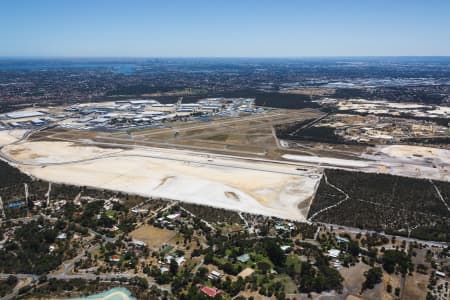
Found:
<box><xmin>1</xmin><ymin>56</ymin><xmax>450</xmax><ymax>60</ymax></box>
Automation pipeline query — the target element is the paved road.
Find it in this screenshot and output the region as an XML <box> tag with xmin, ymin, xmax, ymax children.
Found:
<box><xmin>318</xmin><ymin>222</ymin><xmax>448</xmax><ymax>248</ymax></box>
<box><xmin>57</xmin><ymin>243</ymin><xmax>100</xmax><ymax>277</ymax></box>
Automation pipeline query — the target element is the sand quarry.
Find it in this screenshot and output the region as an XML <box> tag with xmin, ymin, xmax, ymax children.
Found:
<box><xmin>362</xmin><ymin>145</ymin><xmax>450</xmax><ymax>181</ymax></box>
<box><xmin>3</xmin><ymin>135</ymin><xmax>448</xmax><ymax>221</ymax></box>
<box><xmin>283</xmin><ymin>144</ymin><xmax>450</xmax><ymax>182</ymax></box>
<box><xmin>0</xmin><ymin>129</ymin><xmax>26</xmax><ymax>146</ymax></box>
<box><xmin>3</xmin><ymin>140</ymin><xmax>320</xmax><ymax>221</ymax></box>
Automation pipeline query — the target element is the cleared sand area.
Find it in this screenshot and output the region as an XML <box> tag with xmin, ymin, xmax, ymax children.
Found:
<box><xmin>283</xmin><ymin>145</ymin><xmax>450</xmax><ymax>182</ymax></box>
<box><xmin>4</xmin><ymin>141</ymin><xmax>123</xmax><ymax>164</ymax></box>
<box><xmin>282</xmin><ymin>154</ymin><xmax>370</xmax><ymax>168</ymax></box>
<box><xmin>363</xmin><ymin>145</ymin><xmax>450</xmax><ymax>181</ymax></box>
<box><xmin>129</xmin><ymin>225</ymin><xmax>177</xmax><ymax>249</ymax></box>
<box><xmin>377</xmin><ymin>145</ymin><xmax>450</xmax><ymax>161</ymax></box>
<box><xmin>0</xmin><ymin>129</ymin><xmax>26</xmax><ymax>146</ymax></box>
<box><xmin>3</xmin><ymin>141</ymin><xmax>320</xmax><ymax>221</ymax></box>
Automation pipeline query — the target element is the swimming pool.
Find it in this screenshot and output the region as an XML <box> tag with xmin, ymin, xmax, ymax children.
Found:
<box><xmin>71</xmin><ymin>287</ymin><xmax>136</xmax><ymax>300</ymax></box>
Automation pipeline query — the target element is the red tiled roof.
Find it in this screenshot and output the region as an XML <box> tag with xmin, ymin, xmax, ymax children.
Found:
<box><xmin>200</xmin><ymin>286</ymin><xmax>221</xmax><ymax>298</ymax></box>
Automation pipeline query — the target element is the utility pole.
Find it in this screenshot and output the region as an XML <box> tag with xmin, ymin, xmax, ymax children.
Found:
<box><xmin>24</xmin><ymin>183</ymin><xmax>29</xmax><ymax>217</ymax></box>
<box><xmin>45</xmin><ymin>182</ymin><xmax>52</xmax><ymax>207</ymax></box>
<box><xmin>177</xmin><ymin>97</ymin><xmax>183</xmax><ymax>110</ymax></box>
<box><xmin>24</xmin><ymin>183</ymin><xmax>29</xmax><ymax>204</ymax></box>
<box><xmin>0</xmin><ymin>196</ymin><xmax>5</xmax><ymax>219</ymax></box>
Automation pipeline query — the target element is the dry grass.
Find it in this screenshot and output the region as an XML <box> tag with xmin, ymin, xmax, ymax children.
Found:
<box><xmin>27</xmin><ymin>108</ymin><xmax>323</xmax><ymax>160</ymax></box>
<box><xmin>402</xmin><ymin>272</ymin><xmax>428</xmax><ymax>300</ymax></box>
<box><xmin>339</xmin><ymin>262</ymin><xmax>370</xmax><ymax>297</ymax></box>
<box><xmin>237</xmin><ymin>267</ymin><xmax>254</xmax><ymax>278</ymax></box>
<box><xmin>280</xmin><ymin>88</ymin><xmax>335</xmax><ymax>96</ymax></box>
<box><xmin>129</xmin><ymin>225</ymin><xmax>177</xmax><ymax>249</ymax></box>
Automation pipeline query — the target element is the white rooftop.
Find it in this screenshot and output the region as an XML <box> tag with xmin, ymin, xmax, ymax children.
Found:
<box><xmin>6</xmin><ymin>111</ymin><xmax>46</xmax><ymax>119</ymax></box>
<box><xmin>328</xmin><ymin>249</ymin><xmax>341</xmax><ymax>258</ymax></box>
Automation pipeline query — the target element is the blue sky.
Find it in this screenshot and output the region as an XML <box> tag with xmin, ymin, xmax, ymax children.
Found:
<box><xmin>1</xmin><ymin>0</ymin><xmax>449</xmax><ymax>57</ymax></box>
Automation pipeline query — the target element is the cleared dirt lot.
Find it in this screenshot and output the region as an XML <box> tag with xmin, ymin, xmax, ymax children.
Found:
<box><xmin>5</xmin><ymin>140</ymin><xmax>320</xmax><ymax>221</ymax></box>
<box><xmin>6</xmin><ymin>110</ymin><xmax>324</xmax><ymax>223</ymax></box>
<box><xmin>0</xmin><ymin>129</ymin><xmax>26</xmax><ymax>145</ymax></box>
<box><xmin>280</xmin><ymin>88</ymin><xmax>335</xmax><ymax>96</ymax></box>
<box><xmin>339</xmin><ymin>262</ymin><xmax>370</xmax><ymax>297</ymax></box>
<box><xmin>129</xmin><ymin>225</ymin><xmax>177</xmax><ymax>249</ymax></box>
<box><xmin>283</xmin><ymin>144</ymin><xmax>450</xmax><ymax>182</ymax></box>
<box><xmin>402</xmin><ymin>272</ymin><xmax>428</xmax><ymax>300</ymax></box>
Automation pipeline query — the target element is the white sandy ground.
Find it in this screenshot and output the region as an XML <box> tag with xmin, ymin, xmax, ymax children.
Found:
<box><xmin>0</xmin><ymin>129</ymin><xmax>27</xmax><ymax>146</ymax></box>
<box><xmin>282</xmin><ymin>154</ymin><xmax>370</xmax><ymax>168</ymax></box>
<box><xmin>4</xmin><ymin>141</ymin><xmax>124</xmax><ymax>164</ymax></box>
<box><xmin>362</xmin><ymin>145</ymin><xmax>450</xmax><ymax>181</ymax></box>
<box><xmin>334</xmin><ymin>99</ymin><xmax>450</xmax><ymax>118</ymax></box>
<box><xmin>283</xmin><ymin>145</ymin><xmax>450</xmax><ymax>182</ymax></box>
<box><xmin>3</xmin><ymin>141</ymin><xmax>320</xmax><ymax>221</ymax></box>
<box><xmin>3</xmin><ymin>139</ymin><xmax>449</xmax><ymax>222</ymax></box>
<box><xmin>377</xmin><ymin>145</ymin><xmax>450</xmax><ymax>160</ymax></box>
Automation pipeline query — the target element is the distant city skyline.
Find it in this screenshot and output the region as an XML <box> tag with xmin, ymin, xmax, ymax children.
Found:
<box><xmin>1</xmin><ymin>0</ymin><xmax>450</xmax><ymax>57</ymax></box>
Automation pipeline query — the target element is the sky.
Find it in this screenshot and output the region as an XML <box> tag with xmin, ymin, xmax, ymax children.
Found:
<box><xmin>1</xmin><ymin>0</ymin><xmax>450</xmax><ymax>57</ymax></box>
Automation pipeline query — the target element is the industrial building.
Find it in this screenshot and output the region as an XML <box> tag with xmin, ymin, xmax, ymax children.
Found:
<box><xmin>0</xmin><ymin>97</ymin><xmax>261</xmax><ymax>132</ymax></box>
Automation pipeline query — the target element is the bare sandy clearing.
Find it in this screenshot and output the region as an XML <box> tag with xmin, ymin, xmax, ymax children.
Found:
<box><xmin>378</xmin><ymin>145</ymin><xmax>450</xmax><ymax>160</ymax></box>
<box><xmin>363</xmin><ymin>145</ymin><xmax>450</xmax><ymax>181</ymax></box>
<box><xmin>427</xmin><ymin>106</ymin><xmax>450</xmax><ymax>116</ymax></box>
<box><xmin>0</xmin><ymin>129</ymin><xmax>26</xmax><ymax>145</ymax></box>
<box><xmin>3</xmin><ymin>141</ymin><xmax>123</xmax><ymax>164</ymax></box>
<box><xmin>7</xmin><ymin>141</ymin><xmax>319</xmax><ymax>221</ymax></box>
<box><xmin>237</xmin><ymin>267</ymin><xmax>254</xmax><ymax>278</ymax></box>
<box><xmin>284</xmin><ymin>146</ymin><xmax>450</xmax><ymax>182</ymax></box>
<box><xmin>402</xmin><ymin>272</ymin><xmax>428</xmax><ymax>300</ymax></box>
<box><xmin>282</xmin><ymin>154</ymin><xmax>370</xmax><ymax>168</ymax></box>
<box><xmin>339</xmin><ymin>262</ymin><xmax>370</xmax><ymax>298</ymax></box>
<box><xmin>129</xmin><ymin>225</ymin><xmax>177</xmax><ymax>249</ymax></box>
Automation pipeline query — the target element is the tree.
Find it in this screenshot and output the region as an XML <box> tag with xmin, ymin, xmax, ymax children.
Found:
<box><xmin>6</xmin><ymin>275</ymin><xmax>17</xmax><ymax>286</ymax></box>
<box><xmin>264</xmin><ymin>239</ymin><xmax>285</xmax><ymax>267</ymax></box>
<box><xmin>131</xmin><ymin>276</ymin><xmax>148</xmax><ymax>289</ymax></box>
<box><xmin>348</xmin><ymin>240</ymin><xmax>360</xmax><ymax>257</ymax></box>
<box><xmin>362</xmin><ymin>267</ymin><xmax>383</xmax><ymax>290</ymax></box>
<box><xmin>259</xmin><ymin>286</ymin><xmax>267</xmax><ymax>296</ymax></box>
<box><xmin>170</xmin><ymin>259</ymin><xmax>178</xmax><ymax>275</ymax></box>
<box><xmin>38</xmin><ymin>275</ymin><xmax>48</xmax><ymax>283</ymax></box>
<box><xmin>191</xmin><ymin>249</ymin><xmax>201</xmax><ymax>257</ymax></box>
<box><xmin>221</xmin><ymin>262</ymin><xmax>238</xmax><ymax>275</ymax></box>
<box><xmin>382</xmin><ymin>250</ymin><xmax>410</xmax><ymax>275</ymax></box>
<box><xmin>204</xmin><ymin>250</ymin><xmax>214</xmax><ymax>264</ymax></box>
